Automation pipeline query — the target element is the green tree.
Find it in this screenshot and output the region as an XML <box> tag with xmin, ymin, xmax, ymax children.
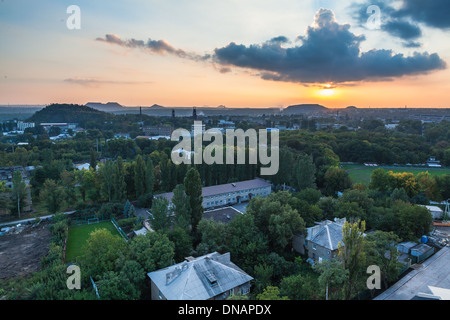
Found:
<box><xmin>82</xmin><ymin>169</ymin><xmax>100</xmax><ymax>202</ymax></box>
<box><xmin>294</xmin><ymin>155</ymin><xmax>316</xmax><ymax>191</ymax></box>
<box><xmin>128</xmin><ymin>232</ymin><xmax>175</xmax><ymax>272</ymax></box>
<box><xmin>335</xmin><ymin>202</ymin><xmax>366</xmax><ymax>222</ymax></box>
<box><xmin>256</xmin><ymin>286</ymin><xmax>289</xmax><ymax>300</ymax></box>
<box><xmin>171</xmin><ymin>184</ymin><xmax>191</xmax><ymax>231</ymax></box>
<box><xmin>113</xmin><ymin>157</ymin><xmax>127</xmax><ymax>201</ymax></box>
<box><xmin>254</xmin><ymin>264</ymin><xmax>273</xmax><ymax>293</ymax></box>
<box><xmin>11</xmin><ymin>171</ymin><xmax>27</xmax><ymax>218</ymax></box>
<box><xmin>394</xmin><ymin>203</ymin><xmax>432</xmax><ymax>241</ymax></box>
<box><xmin>134</xmin><ymin>155</ymin><xmax>146</xmax><ymax>199</ymax></box>
<box><xmin>40</xmin><ymin>179</ymin><xmax>65</xmax><ymax>213</ymax></box>
<box><xmin>184</xmin><ymin>168</ymin><xmax>204</xmax><ymax>233</ymax></box>
<box><xmin>119</xmin><ymin>260</ymin><xmax>146</xmax><ymax>294</ymax></box>
<box><xmin>197</xmin><ymin>219</ymin><xmax>228</xmax><ymax>254</ymax></box>
<box><xmin>226</xmin><ymin>213</ymin><xmax>268</xmax><ymax>274</ymax></box>
<box><xmin>338</xmin><ymin>220</ymin><xmax>367</xmax><ymax>300</ymax></box>
<box><xmin>324</xmin><ymin>167</ymin><xmax>352</xmax><ymax>196</ymax></box>
<box><xmin>390</xmin><ymin>188</ymin><xmax>409</xmax><ymax>204</ymax></box>
<box><xmin>166</xmin><ymin>227</ymin><xmax>193</xmax><ymax>262</ymax></box>
<box><xmin>150</xmin><ymin>197</ymin><xmax>171</xmax><ymax>232</ymax></box>
<box><xmin>99</xmin><ymin>160</ymin><xmax>115</xmax><ymax>202</ymax></box>
<box><xmin>366</xmin><ymin>231</ymin><xmax>403</xmax><ymax>290</ymax></box>
<box><xmin>145</xmin><ymin>157</ymin><xmax>155</xmax><ymax>196</ymax></box>
<box><xmin>246</xmin><ymin>193</ymin><xmax>305</xmax><ymax>253</ymax></box>
<box><xmin>82</xmin><ymin>229</ymin><xmax>128</xmax><ymax>278</ymax></box>
<box><xmin>96</xmin><ymin>271</ymin><xmax>140</xmax><ymax>300</ymax></box>
<box><xmin>90</xmin><ymin>149</ymin><xmax>98</xmax><ymax>172</ymax></box>
<box><xmin>280</xmin><ymin>273</ymin><xmax>317</xmax><ymax>300</ymax></box>
<box><xmin>60</xmin><ymin>170</ymin><xmax>77</xmax><ymax>206</ymax></box>
<box><xmin>297</xmin><ymin>188</ymin><xmax>322</xmax><ymax>205</ymax></box>
<box><xmin>435</xmin><ymin>174</ymin><xmax>450</xmax><ymax>201</ymax></box>
<box><xmin>313</xmin><ymin>259</ymin><xmax>348</xmax><ymax>300</ymax></box>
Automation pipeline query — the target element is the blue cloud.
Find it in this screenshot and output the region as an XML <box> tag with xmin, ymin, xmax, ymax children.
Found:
<box><xmin>214</xmin><ymin>9</ymin><xmax>446</xmax><ymax>84</ymax></box>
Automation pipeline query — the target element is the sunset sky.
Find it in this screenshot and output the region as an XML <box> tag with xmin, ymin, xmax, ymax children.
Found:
<box><xmin>1</xmin><ymin>0</ymin><xmax>450</xmax><ymax>108</ymax></box>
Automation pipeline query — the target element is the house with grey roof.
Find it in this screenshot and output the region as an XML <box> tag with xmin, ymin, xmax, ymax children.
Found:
<box><xmin>293</xmin><ymin>218</ymin><xmax>348</xmax><ymax>263</ymax></box>
<box><xmin>147</xmin><ymin>252</ymin><xmax>253</xmax><ymax>300</ymax></box>
<box><xmin>155</xmin><ymin>178</ymin><xmax>272</xmax><ymax>210</ymax></box>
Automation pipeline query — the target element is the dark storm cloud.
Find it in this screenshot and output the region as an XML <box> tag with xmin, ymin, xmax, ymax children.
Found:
<box><xmin>351</xmin><ymin>0</ymin><xmax>422</xmax><ymax>44</ymax></box>
<box><xmin>384</xmin><ymin>20</ymin><xmax>422</xmax><ymax>40</ymax></box>
<box><xmin>352</xmin><ymin>0</ymin><xmax>450</xmax><ymax>44</ymax></box>
<box><xmin>397</xmin><ymin>0</ymin><xmax>450</xmax><ymax>29</ymax></box>
<box><xmin>213</xmin><ymin>9</ymin><xmax>446</xmax><ymax>84</ymax></box>
<box><xmin>403</xmin><ymin>41</ymin><xmax>422</xmax><ymax>48</ymax></box>
<box><xmin>268</xmin><ymin>36</ymin><xmax>290</xmax><ymax>44</ymax></box>
<box><xmin>96</xmin><ymin>34</ymin><xmax>210</xmax><ymax>61</ymax></box>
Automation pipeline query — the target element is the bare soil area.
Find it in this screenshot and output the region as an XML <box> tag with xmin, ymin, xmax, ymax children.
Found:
<box><xmin>0</xmin><ymin>223</ymin><xmax>51</xmax><ymax>279</ymax></box>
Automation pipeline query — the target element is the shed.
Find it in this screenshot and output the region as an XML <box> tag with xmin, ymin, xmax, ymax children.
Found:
<box><xmin>397</xmin><ymin>242</ymin><xmax>417</xmax><ymax>254</ymax></box>
<box><xmin>411</xmin><ymin>244</ymin><xmax>434</xmax><ymax>263</ymax></box>
<box><xmin>419</xmin><ymin>205</ymin><xmax>444</xmax><ymax>220</ymax></box>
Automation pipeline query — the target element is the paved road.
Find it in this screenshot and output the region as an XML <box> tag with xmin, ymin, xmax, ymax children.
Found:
<box><xmin>0</xmin><ymin>211</ymin><xmax>75</xmax><ymax>228</ymax></box>
<box><xmin>374</xmin><ymin>246</ymin><xmax>450</xmax><ymax>300</ymax></box>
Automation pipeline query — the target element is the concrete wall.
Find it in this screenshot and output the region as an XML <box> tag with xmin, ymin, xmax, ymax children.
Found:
<box><xmin>203</xmin><ymin>186</ymin><xmax>271</xmax><ymax>209</ymax></box>
<box><xmin>150</xmin><ymin>279</ymin><xmax>167</xmax><ymax>300</ymax></box>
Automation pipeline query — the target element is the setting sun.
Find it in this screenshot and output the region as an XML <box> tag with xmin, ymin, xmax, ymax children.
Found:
<box><xmin>316</xmin><ymin>84</ymin><xmax>338</xmax><ymax>98</ymax></box>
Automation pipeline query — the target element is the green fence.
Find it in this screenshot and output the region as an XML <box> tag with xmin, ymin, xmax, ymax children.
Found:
<box><xmin>111</xmin><ymin>217</ymin><xmax>129</xmax><ymax>242</ymax></box>
<box><xmin>72</xmin><ymin>214</ymin><xmax>108</xmax><ymax>226</ymax></box>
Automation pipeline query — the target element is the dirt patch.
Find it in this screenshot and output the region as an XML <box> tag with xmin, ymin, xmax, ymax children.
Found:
<box><xmin>0</xmin><ymin>223</ymin><xmax>51</xmax><ymax>280</ymax></box>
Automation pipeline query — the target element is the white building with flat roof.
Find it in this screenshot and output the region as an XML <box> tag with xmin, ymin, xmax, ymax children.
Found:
<box><xmin>156</xmin><ymin>178</ymin><xmax>272</xmax><ymax>210</ymax></box>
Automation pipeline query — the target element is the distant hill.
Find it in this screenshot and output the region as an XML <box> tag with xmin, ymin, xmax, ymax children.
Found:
<box><xmin>28</xmin><ymin>104</ymin><xmax>113</xmax><ymax>125</ymax></box>
<box><xmin>149</xmin><ymin>104</ymin><xmax>165</xmax><ymax>109</ymax></box>
<box><xmin>283</xmin><ymin>104</ymin><xmax>328</xmax><ymax>114</ymax></box>
<box><xmin>86</xmin><ymin>102</ymin><xmax>124</xmax><ymax>112</ymax></box>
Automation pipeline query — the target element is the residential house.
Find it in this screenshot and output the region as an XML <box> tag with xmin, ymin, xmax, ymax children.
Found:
<box><xmin>148</xmin><ymin>252</ymin><xmax>253</xmax><ymax>300</ymax></box>
<box><xmin>0</xmin><ymin>166</ymin><xmax>33</xmax><ymax>215</ymax></box>
<box><xmin>293</xmin><ymin>218</ymin><xmax>348</xmax><ymax>263</ymax></box>
<box><xmin>143</xmin><ymin>125</ymin><xmax>174</xmax><ymax>137</ymax></box>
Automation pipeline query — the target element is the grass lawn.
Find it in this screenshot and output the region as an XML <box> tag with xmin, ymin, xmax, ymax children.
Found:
<box><xmin>65</xmin><ymin>221</ymin><xmax>121</xmax><ymax>263</ymax></box>
<box><xmin>343</xmin><ymin>164</ymin><xmax>450</xmax><ymax>185</ymax></box>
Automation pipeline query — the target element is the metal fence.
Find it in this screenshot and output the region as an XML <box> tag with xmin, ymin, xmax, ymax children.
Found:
<box><xmin>111</xmin><ymin>217</ymin><xmax>129</xmax><ymax>242</ymax></box>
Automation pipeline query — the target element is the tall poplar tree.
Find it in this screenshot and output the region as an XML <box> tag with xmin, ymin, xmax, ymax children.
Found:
<box><xmin>184</xmin><ymin>168</ymin><xmax>203</xmax><ymax>233</ymax></box>
<box><xmin>134</xmin><ymin>155</ymin><xmax>146</xmax><ymax>199</ymax></box>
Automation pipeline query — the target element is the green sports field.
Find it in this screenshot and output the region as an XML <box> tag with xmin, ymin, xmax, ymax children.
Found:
<box><xmin>65</xmin><ymin>221</ymin><xmax>121</xmax><ymax>263</ymax></box>
<box><xmin>343</xmin><ymin>164</ymin><xmax>450</xmax><ymax>185</ymax></box>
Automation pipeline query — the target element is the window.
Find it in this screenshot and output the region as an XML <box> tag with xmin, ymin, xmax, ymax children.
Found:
<box><xmin>240</xmin><ymin>286</ymin><xmax>250</xmax><ymax>295</ymax></box>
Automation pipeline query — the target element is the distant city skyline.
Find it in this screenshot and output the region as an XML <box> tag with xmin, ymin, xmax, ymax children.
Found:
<box><xmin>1</xmin><ymin>1</ymin><xmax>450</xmax><ymax>108</ymax></box>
